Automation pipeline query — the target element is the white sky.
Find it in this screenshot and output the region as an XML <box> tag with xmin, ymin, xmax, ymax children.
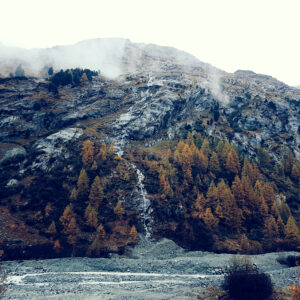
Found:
<box><xmin>0</xmin><ymin>0</ymin><xmax>299</xmax><ymax>85</ymax></box>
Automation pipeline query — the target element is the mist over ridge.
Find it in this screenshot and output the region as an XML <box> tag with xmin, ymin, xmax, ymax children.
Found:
<box><xmin>0</xmin><ymin>37</ymin><xmax>211</xmax><ymax>78</ymax></box>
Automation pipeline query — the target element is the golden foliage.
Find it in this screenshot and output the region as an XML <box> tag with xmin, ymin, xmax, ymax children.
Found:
<box><xmin>97</xmin><ymin>224</ymin><xmax>106</xmax><ymax>239</ymax></box>
<box><xmin>89</xmin><ymin>176</ymin><xmax>103</xmax><ymax>209</ymax></box>
<box><xmin>114</xmin><ymin>201</ymin><xmax>124</xmax><ymax>216</ymax></box>
<box><xmin>290</xmin><ymin>284</ymin><xmax>300</xmax><ymax>300</ymax></box>
<box><xmin>202</xmin><ymin>208</ymin><xmax>219</xmax><ymax>229</ymax></box>
<box><xmin>53</xmin><ymin>240</ymin><xmax>62</xmax><ymax>253</ymax></box>
<box><xmin>46</xmin><ymin>221</ymin><xmax>57</xmax><ymax>234</ymax></box>
<box><xmin>82</xmin><ymin>140</ymin><xmax>94</xmax><ymax>167</ymax></box>
<box><xmin>129</xmin><ymin>225</ymin><xmax>139</xmax><ymax>243</ymax></box>
<box><xmin>77</xmin><ymin>169</ymin><xmax>89</xmax><ymax>199</ymax></box>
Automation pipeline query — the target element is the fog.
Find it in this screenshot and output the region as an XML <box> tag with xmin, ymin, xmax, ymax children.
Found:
<box><xmin>0</xmin><ymin>38</ymin><xmax>131</xmax><ymax>78</ymax></box>
<box><xmin>0</xmin><ymin>37</ymin><xmax>230</xmax><ymax>104</ymax></box>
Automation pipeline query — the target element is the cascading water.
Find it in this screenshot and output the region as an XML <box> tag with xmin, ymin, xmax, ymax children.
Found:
<box><xmin>130</xmin><ymin>163</ymin><xmax>153</xmax><ymax>238</ymax></box>
<box><xmin>112</xmin><ymin>73</ymin><xmax>155</xmax><ymax>238</ymax></box>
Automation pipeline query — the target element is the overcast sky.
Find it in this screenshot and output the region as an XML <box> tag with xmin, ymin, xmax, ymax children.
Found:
<box><xmin>0</xmin><ymin>0</ymin><xmax>299</xmax><ymax>85</ymax></box>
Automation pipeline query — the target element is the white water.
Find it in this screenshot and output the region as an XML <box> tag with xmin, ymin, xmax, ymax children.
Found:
<box><xmin>131</xmin><ymin>164</ymin><xmax>153</xmax><ymax>238</ymax></box>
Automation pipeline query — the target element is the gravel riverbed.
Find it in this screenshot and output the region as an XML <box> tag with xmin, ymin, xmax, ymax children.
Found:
<box><xmin>2</xmin><ymin>238</ymin><xmax>300</xmax><ymax>299</ymax></box>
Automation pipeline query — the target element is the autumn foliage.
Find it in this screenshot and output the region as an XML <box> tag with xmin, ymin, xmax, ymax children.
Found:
<box><xmin>142</xmin><ymin>131</ymin><xmax>300</xmax><ymax>253</ymax></box>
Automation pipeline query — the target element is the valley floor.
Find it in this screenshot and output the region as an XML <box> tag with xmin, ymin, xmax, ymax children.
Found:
<box><xmin>2</xmin><ymin>238</ymin><xmax>300</xmax><ymax>299</ymax></box>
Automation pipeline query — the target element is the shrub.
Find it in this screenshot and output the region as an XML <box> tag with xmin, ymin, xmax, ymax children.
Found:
<box><xmin>222</xmin><ymin>257</ymin><xmax>273</xmax><ymax>300</ymax></box>
<box><xmin>277</xmin><ymin>255</ymin><xmax>300</xmax><ymax>267</ymax></box>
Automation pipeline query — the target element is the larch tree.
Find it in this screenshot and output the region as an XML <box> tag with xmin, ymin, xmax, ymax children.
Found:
<box><xmin>231</xmin><ymin>175</ymin><xmax>245</xmax><ymax>209</ymax></box>
<box><xmin>159</xmin><ymin>175</ymin><xmax>173</xmax><ymax>200</ymax></box>
<box><xmin>291</xmin><ymin>164</ymin><xmax>300</xmax><ymax>182</ymax></box>
<box><xmin>80</xmin><ymin>72</ymin><xmax>89</xmax><ymax>84</ymax></box>
<box><xmin>89</xmin><ymin>236</ymin><xmax>102</xmax><ymax>256</ymax></box>
<box><xmin>240</xmin><ymin>234</ymin><xmax>250</xmax><ymax>253</ymax></box>
<box><xmin>70</xmin><ymin>188</ymin><xmax>78</xmax><ymax>203</ymax></box>
<box><xmin>91</xmin><ymin>160</ymin><xmax>98</xmax><ymax>170</ymax></box>
<box><xmin>114</xmin><ymin>201</ymin><xmax>124</xmax><ymax>218</ymax></box>
<box><xmin>262</xmin><ymin>216</ymin><xmax>279</xmax><ymax>250</ymax></box>
<box><xmin>202</xmin><ymin>207</ymin><xmax>219</xmax><ymax>230</ymax></box>
<box><xmin>285</xmin><ymin>216</ymin><xmax>300</xmax><ymax>248</ymax></box>
<box><xmin>225</xmin><ymin>149</ymin><xmax>240</xmax><ymax>175</ymax></box>
<box><xmin>85</xmin><ymin>206</ymin><xmax>98</xmax><ymax>229</ymax></box>
<box><xmin>129</xmin><ymin>225</ymin><xmax>139</xmax><ymax>243</ymax></box>
<box><xmin>97</xmin><ymin>224</ymin><xmax>106</xmax><ymax>239</ymax></box>
<box><xmin>46</xmin><ymin>221</ymin><xmax>57</xmax><ymax>235</ymax></box>
<box><xmin>262</xmin><ymin>183</ymin><xmax>276</xmax><ymax>209</ymax></box>
<box><xmin>65</xmin><ymin>217</ymin><xmax>79</xmax><ymax>248</ymax></box>
<box><xmin>200</xmin><ymin>138</ymin><xmax>210</xmax><ymax>156</ymax></box>
<box><xmin>89</xmin><ymin>176</ymin><xmax>103</xmax><ymax>209</ymax></box>
<box><xmin>82</xmin><ymin>140</ymin><xmax>94</xmax><ymax>167</ymax></box>
<box><xmin>53</xmin><ymin>240</ymin><xmax>62</xmax><ymax>253</ymax></box>
<box><xmin>191</xmin><ymin>193</ymin><xmax>207</xmax><ymax>218</ymax></box>
<box><xmin>59</xmin><ymin>204</ymin><xmax>75</xmax><ymax>229</ymax></box>
<box><xmin>216</xmin><ymin>180</ymin><xmax>242</xmax><ymax>230</ymax></box>
<box><xmin>44</xmin><ymin>203</ymin><xmax>53</xmax><ymax>218</ymax></box>
<box><xmin>77</xmin><ymin>169</ymin><xmax>89</xmax><ymax>201</ymax></box>
<box><xmin>209</xmin><ymin>152</ymin><xmax>221</xmax><ymax>174</ymax></box>
<box><xmin>97</xmin><ymin>142</ymin><xmax>107</xmax><ymax>161</ymax></box>
<box><xmin>206</xmin><ymin>182</ymin><xmax>218</xmax><ymax>209</ymax></box>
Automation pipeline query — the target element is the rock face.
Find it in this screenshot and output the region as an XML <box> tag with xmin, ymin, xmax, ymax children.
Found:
<box><xmin>0</xmin><ymin>40</ymin><xmax>299</xmax><ymax>259</ymax></box>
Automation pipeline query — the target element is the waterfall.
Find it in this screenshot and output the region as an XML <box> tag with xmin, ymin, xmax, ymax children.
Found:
<box><xmin>130</xmin><ymin>163</ymin><xmax>153</xmax><ymax>238</ymax></box>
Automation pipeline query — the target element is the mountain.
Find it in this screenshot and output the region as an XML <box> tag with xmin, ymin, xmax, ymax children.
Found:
<box><xmin>0</xmin><ymin>39</ymin><xmax>299</xmax><ymax>260</ymax></box>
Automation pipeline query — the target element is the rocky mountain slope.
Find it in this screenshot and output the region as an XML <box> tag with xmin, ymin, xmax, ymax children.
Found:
<box><xmin>0</xmin><ymin>39</ymin><xmax>299</xmax><ymax>259</ymax></box>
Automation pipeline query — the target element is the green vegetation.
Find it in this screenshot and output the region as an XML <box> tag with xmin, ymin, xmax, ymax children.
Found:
<box><xmin>48</xmin><ymin>68</ymin><xmax>98</xmax><ymax>94</ymax></box>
